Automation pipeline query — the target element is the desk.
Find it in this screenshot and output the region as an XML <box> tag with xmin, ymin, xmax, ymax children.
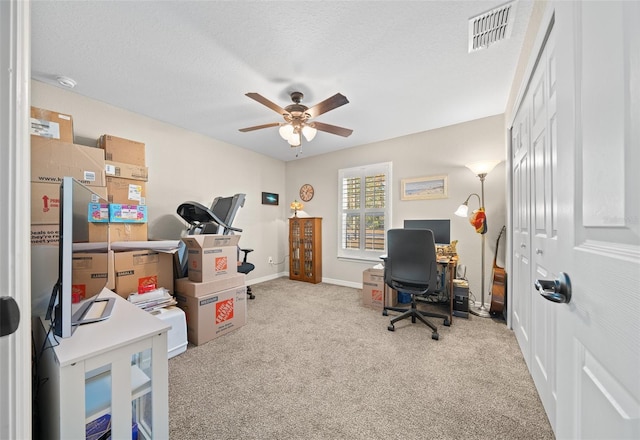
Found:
<box><xmin>435</xmin><ymin>257</ymin><xmax>457</xmax><ymax>324</ymax></box>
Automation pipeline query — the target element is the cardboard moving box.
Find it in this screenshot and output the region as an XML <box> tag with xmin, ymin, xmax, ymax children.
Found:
<box><xmin>175</xmin><ymin>284</ymin><xmax>247</xmax><ymax>346</ymax></box>
<box><xmin>98</xmin><ymin>134</ymin><xmax>146</xmax><ymax>166</ymax></box>
<box><xmin>175</xmin><ymin>274</ymin><xmax>245</xmax><ymax>298</ymax></box>
<box><xmin>31</xmin><ymin>224</ymin><xmax>60</xmax><ymax>246</ymax></box>
<box><xmin>182</xmin><ymin>234</ymin><xmax>241</xmax><ymax>283</ymax></box>
<box><xmin>362</xmin><ymin>268</ymin><xmax>398</xmax><ymax>310</ymax></box>
<box><xmin>72</xmin><ymin>253</ymin><xmax>110</xmax><ymax>303</ymax></box>
<box><xmin>30</xmin><ymin>106</ymin><xmax>74</xmax><ymax>143</ymax></box>
<box><xmin>106</xmin><ymin>176</ymin><xmax>146</xmax><ymax>205</ymax></box>
<box><xmin>88</xmin><ymin>223</ymin><xmax>148</xmax><ymax>243</ymax></box>
<box><xmin>31</xmin><ymin>136</ymin><xmax>106</xmax><ymax>187</ymax></box>
<box><xmin>31</xmin><ymin>182</ymin><xmax>107</xmax><ymax>225</ymax></box>
<box><xmin>105</xmin><ymin>160</ymin><xmax>148</xmax><ymax>181</ymax></box>
<box><xmin>113</xmin><ymin>250</ymin><xmax>174</xmax><ymax>298</ymax></box>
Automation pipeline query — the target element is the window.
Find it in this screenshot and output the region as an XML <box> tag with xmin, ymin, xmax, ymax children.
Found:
<box><xmin>338</xmin><ymin>162</ymin><xmax>392</xmax><ymax>261</ymax></box>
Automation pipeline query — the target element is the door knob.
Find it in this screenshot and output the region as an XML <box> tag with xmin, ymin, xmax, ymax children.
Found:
<box><xmin>535</xmin><ymin>272</ymin><xmax>572</xmax><ymax>304</ymax></box>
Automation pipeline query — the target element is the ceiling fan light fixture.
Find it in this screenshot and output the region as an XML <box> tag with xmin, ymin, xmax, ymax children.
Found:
<box><xmin>302</xmin><ymin>125</ymin><xmax>317</xmax><ymax>142</ymax></box>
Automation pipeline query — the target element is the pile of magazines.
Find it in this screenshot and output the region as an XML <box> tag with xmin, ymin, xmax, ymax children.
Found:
<box><xmin>128</xmin><ymin>288</ymin><xmax>176</xmax><ymax>313</ymax></box>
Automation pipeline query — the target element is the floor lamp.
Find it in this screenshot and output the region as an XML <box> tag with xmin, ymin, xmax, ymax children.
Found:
<box><xmin>455</xmin><ymin>160</ymin><xmax>501</xmax><ymax>318</ymax></box>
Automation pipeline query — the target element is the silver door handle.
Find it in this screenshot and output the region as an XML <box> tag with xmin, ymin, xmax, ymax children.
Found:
<box><xmin>535</xmin><ymin>272</ymin><xmax>571</xmax><ymax>304</ymax></box>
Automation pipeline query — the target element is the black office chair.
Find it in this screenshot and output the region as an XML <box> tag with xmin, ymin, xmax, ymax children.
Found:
<box><xmin>176</xmin><ymin>194</ymin><xmax>257</xmax><ymax>299</ymax></box>
<box><xmin>237</xmin><ymin>248</ymin><xmax>255</xmax><ymax>299</ymax></box>
<box><xmin>382</xmin><ymin>228</ymin><xmax>450</xmax><ymax>340</ymax></box>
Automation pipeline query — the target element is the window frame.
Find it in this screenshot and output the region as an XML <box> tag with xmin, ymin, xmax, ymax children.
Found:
<box><xmin>337</xmin><ymin>162</ymin><xmax>392</xmax><ymax>262</ymax></box>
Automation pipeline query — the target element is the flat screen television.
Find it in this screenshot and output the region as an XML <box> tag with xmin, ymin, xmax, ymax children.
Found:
<box><xmin>45</xmin><ymin>177</ymin><xmax>114</xmax><ymax>338</ymax></box>
<box><xmin>403</xmin><ymin>219</ymin><xmax>451</xmax><ymax>245</ymax></box>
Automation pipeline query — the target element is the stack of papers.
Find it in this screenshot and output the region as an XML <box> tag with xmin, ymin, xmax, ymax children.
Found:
<box><xmin>128</xmin><ymin>288</ymin><xmax>176</xmax><ymax>313</ymax></box>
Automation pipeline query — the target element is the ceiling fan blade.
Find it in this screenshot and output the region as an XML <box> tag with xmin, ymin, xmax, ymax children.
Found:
<box><xmin>245</xmin><ymin>93</ymin><xmax>289</xmax><ymax>116</ymax></box>
<box><xmin>312</xmin><ymin>121</ymin><xmax>353</xmax><ymax>137</ymax></box>
<box><xmin>306</xmin><ymin>93</ymin><xmax>349</xmax><ymax>118</ymax></box>
<box><xmin>238</xmin><ymin>122</ymin><xmax>280</xmax><ymax>132</ymax></box>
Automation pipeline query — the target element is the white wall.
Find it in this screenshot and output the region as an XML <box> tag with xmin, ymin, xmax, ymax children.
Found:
<box><xmin>32</xmin><ymin>80</ymin><xmax>507</xmax><ymax>302</ymax></box>
<box><xmin>285</xmin><ymin>115</ymin><xmax>507</xmax><ymax>305</ymax></box>
<box><xmin>31</xmin><ymin>80</ymin><xmax>287</xmax><ymax>284</ymax></box>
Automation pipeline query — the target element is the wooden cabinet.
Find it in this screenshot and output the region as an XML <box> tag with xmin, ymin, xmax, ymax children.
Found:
<box><xmin>289</xmin><ymin>217</ymin><xmax>322</xmax><ymax>283</ymax></box>
<box><xmin>34</xmin><ymin>289</ymin><xmax>170</xmax><ymax>440</ymax></box>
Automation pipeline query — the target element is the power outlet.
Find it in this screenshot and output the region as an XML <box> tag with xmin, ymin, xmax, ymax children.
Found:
<box><xmin>268</xmin><ymin>256</ymin><xmax>274</xmax><ymax>264</ymax></box>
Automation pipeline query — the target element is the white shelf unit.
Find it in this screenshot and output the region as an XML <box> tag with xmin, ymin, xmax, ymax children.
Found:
<box><xmin>35</xmin><ymin>289</ymin><xmax>170</xmax><ymax>439</ymax></box>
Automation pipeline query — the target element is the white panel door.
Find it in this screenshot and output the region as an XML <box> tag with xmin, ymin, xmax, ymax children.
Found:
<box><xmin>552</xmin><ymin>1</ymin><xmax>640</xmax><ymax>438</ymax></box>
<box><xmin>511</xmin><ymin>21</ymin><xmax>558</xmax><ymax>429</ymax></box>
<box><xmin>511</xmin><ymin>95</ymin><xmax>532</xmax><ymax>366</ymax></box>
<box><xmin>530</xmin><ymin>23</ymin><xmax>558</xmax><ymax>429</ymax></box>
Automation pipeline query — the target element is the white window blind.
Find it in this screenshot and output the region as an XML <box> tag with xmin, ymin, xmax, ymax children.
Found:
<box><xmin>338</xmin><ymin>162</ymin><xmax>392</xmax><ymax>261</ymax></box>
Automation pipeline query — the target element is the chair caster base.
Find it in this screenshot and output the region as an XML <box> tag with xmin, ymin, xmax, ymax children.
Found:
<box><xmin>432</xmin><ymin>332</ymin><xmax>439</xmax><ymax>340</ymax></box>
<box><xmin>248</xmin><ymin>294</ymin><xmax>255</xmax><ymax>300</ymax></box>
<box><xmin>382</xmin><ymin>310</ymin><xmax>388</xmax><ymax>316</ymax></box>
<box><xmin>444</xmin><ymin>318</ymin><xmax>450</xmax><ymax>326</ymax></box>
<box><xmin>387</xmin><ymin>325</ymin><xmax>395</xmax><ymax>332</ymax></box>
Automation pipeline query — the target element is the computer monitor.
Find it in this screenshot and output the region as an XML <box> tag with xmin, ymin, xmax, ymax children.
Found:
<box><xmin>45</xmin><ymin>177</ymin><xmax>114</xmax><ymax>338</ymax></box>
<box><xmin>403</xmin><ymin>219</ymin><xmax>451</xmax><ymax>245</ymax></box>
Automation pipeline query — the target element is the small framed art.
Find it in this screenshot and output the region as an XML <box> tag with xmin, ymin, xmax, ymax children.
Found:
<box><xmin>261</xmin><ymin>192</ymin><xmax>279</xmax><ymax>205</ymax></box>
<box><xmin>401</xmin><ymin>175</ymin><xmax>448</xmax><ymax>200</ymax></box>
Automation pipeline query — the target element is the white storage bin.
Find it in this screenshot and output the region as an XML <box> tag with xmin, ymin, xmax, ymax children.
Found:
<box><xmin>151</xmin><ymin>306</ymin><xmax>187</xmax><ymax>358</ymax></box>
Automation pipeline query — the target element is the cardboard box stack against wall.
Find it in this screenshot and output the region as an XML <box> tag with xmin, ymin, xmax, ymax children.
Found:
<box><xmin>30</xmin><ymin>107</ymin><xmax>172</xmax><ymax>303</ymax></box>
<box><xmin>174</xmin><ymin>234</ymin><xmax>248</xmax><ymax>346</ymax></box>
<box><xmin>97</xmin><ymin>134</ymin><xmax>149</xmax><ymax>243</ymax></box>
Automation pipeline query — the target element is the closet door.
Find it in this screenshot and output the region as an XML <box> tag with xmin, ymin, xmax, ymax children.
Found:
<box><xmin>511</xmin><ymin>98</ymin><xmax>532</xmax><ymax>366</ymax></box>
<box><xmin>510</xmin><ymin>20</ymin><xmax>558</xmax><ymax>430</ymax></box>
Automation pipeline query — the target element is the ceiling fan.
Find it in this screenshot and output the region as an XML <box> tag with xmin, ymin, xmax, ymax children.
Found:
<box><xmin>239</xmin><ymin>91</ymin><xmax>353</xmax><ymax>147</ymax></box>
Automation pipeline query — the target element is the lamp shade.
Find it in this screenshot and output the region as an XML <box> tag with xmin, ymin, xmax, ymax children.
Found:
<box><xmin>465</xmin><ymin>160</ymin><xmax>501</xmax><ymax>176</ymax></box>
<box><xmin>279</xmin><ymin>124</ymin><xmax>294</xmax><ymax>140</ymax></box>
<box><xmin>454</xmin><ymin>204</ymin><xmax>469</xmax><ymax>217</ymax></box>
<box><xmin>302</xmin><ymin>125</ymin><xmax>317</xmax><ymax>142</ymax></box>
<box><xmin>288</xmin><ymin>131</ymin><xmax>301</xmax><ymax>147</ymax></box>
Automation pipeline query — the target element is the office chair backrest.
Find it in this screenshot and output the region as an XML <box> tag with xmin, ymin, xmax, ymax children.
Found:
<box><xmin>385</xmin><ymin>228</ymin><xmax>438</xmax><ymax>289</ymax></box>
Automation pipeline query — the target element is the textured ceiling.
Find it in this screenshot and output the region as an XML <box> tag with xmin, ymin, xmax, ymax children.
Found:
<box><xmin>31</xmin><ymin>1</ymin><xmax>534</xmax><ymax>162</ymax></box>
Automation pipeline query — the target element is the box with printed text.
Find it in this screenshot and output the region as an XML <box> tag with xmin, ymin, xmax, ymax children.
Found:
<box><xmin>182</xmin><ymin>234</ymin><xmax>240</xmax><ymax>283</ymax></box>
<box><xmin>362</xmin><ymin>268</ymin><xmax>398</xmax><ymax>310</ymax></box>
<box><xmin>30</xmin><ymin>106</ymin><xmax>74</xmax><ymax>143</ymax></box>
<box><xmin>113</xmin><ymin>250</ymin><xmax>174</xmax><ymax>299</ymax></box>
<box><xmin>175</xmin><ymin>284</ymin><xmax>247</xmax><ymax>346</ymax></box>
<box><xmin>31</xmin><ymin>136</ymin><xmax>106</xmax><ymax>187</ymax></box>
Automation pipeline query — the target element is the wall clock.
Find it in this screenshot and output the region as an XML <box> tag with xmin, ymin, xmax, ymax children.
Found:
<box><xmin>299</xmin><ymin>184</ymin><xmax>314</xmax><ymax>202</ymax></box>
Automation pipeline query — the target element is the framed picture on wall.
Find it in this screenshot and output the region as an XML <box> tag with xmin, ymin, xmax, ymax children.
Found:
<box><xmin>262</xmin><ymin>192</ymin><xmax>279</xmax><ymax>205</ymax></box>
<box><xmin>401</xmin><ymin>175</ymin><xmax>448</xmax><ymax>200</ymax></box>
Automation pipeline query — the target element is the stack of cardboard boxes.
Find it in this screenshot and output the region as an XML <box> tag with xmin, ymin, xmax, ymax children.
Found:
<box><xmin>97</xmin><ymin>134</ymin><xmax>149</xmax><ymax>242</ymax></box>
<box><xmin>30</xmin><ymin>107</ymin><xmax>106</xmax><ymax>246</ymax></box>
<box><xmin>29</xmin><ymin>106</ymin><xmax>175</xmax><ymax>303</ymax></box>
<box><xmin>174</xmin><ymin>235</ymin><xmax>248</xmax><ymax>346</ymax></box>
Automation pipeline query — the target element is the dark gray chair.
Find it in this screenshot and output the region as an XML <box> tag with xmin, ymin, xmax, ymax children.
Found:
<box><xmin>382</xmin><ymin>228</ymin><xmax>450</xmax><ymax>339</ymax></box>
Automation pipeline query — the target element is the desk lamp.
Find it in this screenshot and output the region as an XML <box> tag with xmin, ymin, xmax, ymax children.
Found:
<box><xmin>290</xmin><ymin>200</ymin><xmax>303</xmax><ymax>217</ymax></box>
<box><xmin>455</xmin><ymin>160</ymin><xmax>501</xmax><ymax>318</ymax></box>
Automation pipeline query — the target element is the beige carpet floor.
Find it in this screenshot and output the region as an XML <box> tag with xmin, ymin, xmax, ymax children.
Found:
<box><xmin>168</xmin><ymin>277</ymin><xmax>554</xmax><ymax>440</ymax></box>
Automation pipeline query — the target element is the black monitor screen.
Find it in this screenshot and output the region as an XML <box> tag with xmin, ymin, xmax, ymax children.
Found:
<box><xmin>404</xmin><ymin>219</ymin><xmax>451</xmax><ymax>245</ymax></box>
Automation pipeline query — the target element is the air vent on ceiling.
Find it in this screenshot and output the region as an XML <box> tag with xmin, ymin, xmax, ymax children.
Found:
<box><xmin>468</xmin><ymin>1</ymin><xmax>515</xmax><ymax>52</ymax></box>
